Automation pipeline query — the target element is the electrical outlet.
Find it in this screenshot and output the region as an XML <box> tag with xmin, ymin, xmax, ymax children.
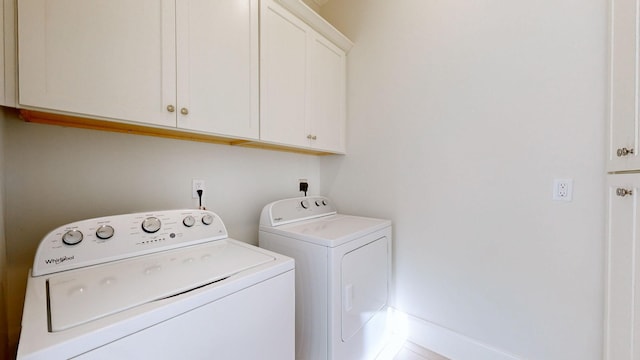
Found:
<box><xmin>192</xmin><ymin>179</ymin><xmax>205</xmax><ymax>199</ymax></box>
<box><xmin>553</xmin><ymin>179</ymin><xmax>573</xmax><ymax>201</ymax></box>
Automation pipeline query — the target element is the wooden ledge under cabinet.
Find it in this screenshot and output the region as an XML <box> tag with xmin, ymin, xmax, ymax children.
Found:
<box><xmin>19</xmin><ymin>110</ymin><xmax>338</xmax><ymax>156</ymax></box>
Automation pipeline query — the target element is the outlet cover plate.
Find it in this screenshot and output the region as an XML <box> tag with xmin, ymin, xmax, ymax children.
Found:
<box><xmin>553</xmin><ymin>179</ymin><xmax>573</xmax><ymax>201</ymax></box>
<box><xmin>192</xmin><ymin>179</ymin><xmax>205</xmax><ymax>199</ymax></box>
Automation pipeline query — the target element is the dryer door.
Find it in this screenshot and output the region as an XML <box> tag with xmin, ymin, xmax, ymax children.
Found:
<box><xmin>341</xmin><ymin>236</ymin><xmax>389</xmax><ymax>341</ymax></box>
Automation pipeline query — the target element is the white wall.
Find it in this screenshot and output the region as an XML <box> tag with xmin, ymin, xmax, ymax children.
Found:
<box><xmin>320</xmin><ymin>1</ymin><xmax>606</xmax><ymax>359</ymax></box>
<box><xmin>2</xmin><ymin>110</ymin><xmax>322</xmax><ymax>352</ymax></box>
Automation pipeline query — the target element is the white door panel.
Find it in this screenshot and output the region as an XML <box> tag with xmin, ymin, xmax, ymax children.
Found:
<box><xmin>606</xmin><ymin>174</ymin><xmax>640</xmax><ymax>359</ymax></box>
<box><xmin>176</xmin><ymin>0</ymin><xmax>258</xmax><ymax>139</ymax></box>
<box><xmin>609</xmin><ymin>0</ymin><xmax>640</xmax><ymax>171</ymax></box>
<box><xmin>260</xmin><ymin>1</ymin><xmax>308</xmax><ymax>147</ymax></box>
<box><xmin>18</xmin><ymin>0</ymin><xmax>176</xmax><ymax>127</ymax></box>
<box><xmin>309</xmin><ymin>36</ymin><xmax>345</xmax><ymax>153</ymax></box>
<box><xmin>341</xmin><ymin>237</ymin><xmax>389</xmax><ymax>341</ymax></box>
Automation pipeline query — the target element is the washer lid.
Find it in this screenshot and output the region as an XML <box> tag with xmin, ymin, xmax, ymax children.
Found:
<box><xmin>262</xmin><ymin>214</ymin><xmax>391</xmax><ymax>247</ymax></box>
<box><xmin>47</xmin><ymin>240</ymin><xmax>274</xmax><ymax>332</ymax></box>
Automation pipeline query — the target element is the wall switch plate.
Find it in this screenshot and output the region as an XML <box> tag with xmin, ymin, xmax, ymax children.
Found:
<box><xmin>192</xmin><ymin>179</ymin><xmax>205</xmax><ymax>199</ymax></box>
<box><xmin>553</xmin><ymin>179</ymin><xmax>573</xmax><ymax>201</ymax></box>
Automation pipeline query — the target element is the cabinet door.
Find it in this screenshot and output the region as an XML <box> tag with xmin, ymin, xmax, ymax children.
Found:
<box><xmin>176</xmin><ymin>0</ymin><xmax>258</xmax><ymax>139</ymax></box>
<box><xmin>309</xmin><ymin>35</ymin><xmax>346</xmax><ymax>153</ymax></box>
<box><xmin>18</xmin><ymin>0</ymin><xmax>176</xmax><ymax>128</ymax></box>
<box><xmin>605</xmin><ymin>174</ymin><xmax>640</xmax><ymax>359</ymax></box>
<box><xmin>608</xmin><ymin>0</ymin><xmax>640</xmax><ymax>171</ymax></box>
<box><xmin>260</xmin><ymin>0</ymin><xmax>309</xmax><ymax>148</ymax></box>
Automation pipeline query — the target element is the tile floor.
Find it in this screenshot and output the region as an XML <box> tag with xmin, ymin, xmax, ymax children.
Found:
<box><xmin>391</xmin><ymin>342</ymin><xmax>449</xmax><ymax>360</ymax></box>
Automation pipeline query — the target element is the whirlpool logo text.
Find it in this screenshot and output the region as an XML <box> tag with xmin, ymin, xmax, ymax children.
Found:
<box><xmin>44</xmin><ymin>255</ymin><xmax>75</xmax><ymax>265</ymax></box>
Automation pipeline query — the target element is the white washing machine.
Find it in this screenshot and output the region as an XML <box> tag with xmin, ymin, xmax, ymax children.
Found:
<box><xmin>259</xmin><ymin>196</ymin><xmax>392</xmax><ymax>360</ymax></box>
<box><xmin>18</xmin><ymin>209</ymin><xmax>294</xmax><ymax>359</ymax></box>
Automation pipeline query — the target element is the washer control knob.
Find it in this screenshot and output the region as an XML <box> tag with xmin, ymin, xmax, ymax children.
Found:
<box><xmin>202</xmin><ymin>214</ymin><xmax>214</xmax><ymax>225</ymax></box>
<box><xmin>301</xmin><ymin>200</ymin><xmax>310</xmax><ymax>209</ymax></box>
<box><xmin>322</xmin><ymin>200</ymin><xmax>327</xmax><ymax>206</ymax></box>
<box><xmin>141</xmin><ymin>217</ymin><xmax>161</xmax><ymax>233</ymax></box>
<box><xmin>62</xmin><ymin>229</ymin><xmax>84</xmax><ymax>245</ymax></box>
<box><xmin>183</xmin><ymin>215</ymin><xmax>196</xmax><ymax>227</ymax></box>
<box><xmin>96</xmin><ymin>225</ymin><xmax>115</xmax><ymax>240</ymax></box>
<box><xmin>315</xmin><ymin>200</ymin><xmax>321</xmax><ymax>207</ymax></box>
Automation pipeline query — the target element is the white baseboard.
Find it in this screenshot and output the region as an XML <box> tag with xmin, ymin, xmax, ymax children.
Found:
<box><xmin>388</xmin><ymin>308</ymin><xmax>522</xmax><ymax>360</ymax></box>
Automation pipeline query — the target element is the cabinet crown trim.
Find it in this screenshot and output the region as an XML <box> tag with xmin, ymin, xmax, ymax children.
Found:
<box><xmin>274</xmin><ymin>0</ymin><xmax>352</xmax><ymax>52</ymax></box>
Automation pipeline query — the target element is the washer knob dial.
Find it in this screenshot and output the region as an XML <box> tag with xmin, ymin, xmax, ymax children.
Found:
<box><xmin>301</xmin><ymin>200</ymin><xmax>310</xmax><ymax>209</ymax></box>
<box><xmin>202</xmin><ymin>214</ymin><xmax>214</xmax><ymax>225</ymax></box>
<box><xmin>96</xmin><ymin>225</ymin><xmax>115</xmax><ymax>240</ymax></box>
<box><xmin>183</xmin><ymin>215</ymin><xmax>196</xmax><ymax>227</ymax></box>
<box><xmin>141</xmin><ymin>217</ymin><xmax>161</xmax><ymax>233</ymax></box>
<box><xmin>62</xmin><ymin>229</ymin><xmax>83</xmax><ymax>245</ymax></box>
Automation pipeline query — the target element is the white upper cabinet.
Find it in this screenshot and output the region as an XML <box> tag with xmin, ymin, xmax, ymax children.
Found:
<box><xmin>260</xmin><ymin>0</ymin><xmax>347</xmax><ymax>153</ymax></box>
<box><xmin>18</xmin><ymin>0</ymin><xmax>258</xmax><ymax>139</ymax></box>
<box><xmin>609</xmin><ymin>0</ymin><xmax>640</xmax><ymax>172</ymax></box>
<box><xmin>175</xmin><ymin>0</ymin><xmax>258</xmax><ymax>138</ymax></box>
<box><xmin>17</xmin><ymin>0</ymin><xmax>347</xmax><ymax>152</ymax></box>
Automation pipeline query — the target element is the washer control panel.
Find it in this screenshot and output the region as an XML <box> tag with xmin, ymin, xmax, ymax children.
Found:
<box><xmin>32</xmin><ymin>209</ymin><xmax>227</xmax><ymax>276</ymax></box>
<box><xmin>260</xmin><ymin>196</ymin><xmax>337</xmax><ymax>227</ymax></box>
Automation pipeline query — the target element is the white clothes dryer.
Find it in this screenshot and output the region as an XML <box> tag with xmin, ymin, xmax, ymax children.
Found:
<box><xmin>18</xmin><ymin>209</ymin><xmax>294</xmax><ymax>360</ymax></box>
<box><xmin>259</xmin><ymin>196</ymin><xmax>392</xmax><ymax>360</ymax></box>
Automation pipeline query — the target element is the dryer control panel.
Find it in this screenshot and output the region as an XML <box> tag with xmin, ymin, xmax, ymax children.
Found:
<box><xmin>32</xmin><ymin>209</ymin><xmax>227</xmax><ymax>276</ymax></box>
<box><xmin>259</xmin><ymin>196</ymin><xmax>337</xmax><ymax>227</ymax></box>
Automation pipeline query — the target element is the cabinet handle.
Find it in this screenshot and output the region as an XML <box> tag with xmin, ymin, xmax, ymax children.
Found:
<box><xmin>307</xmin><ymin>134</ymin><xmax>317</xmax><ymax>140</ymax></box>
<box><xmin>167</xmin><ymin>105</ymin><xmax>175</xmax><ymax>113</ymax></box>
<box><xmin>616</xmin><ymin>188</ymin><xmax>634</xmax><ymax>197</ymax></box>
<box><xmin>181</xmin><ymin>108</ymin><xmax>189</xmax><ymax>115</ymax></box>
<box><xmin>617</xmin><ymin>147</ymin><xmax>635</xmax><ymax>157</ymax></box>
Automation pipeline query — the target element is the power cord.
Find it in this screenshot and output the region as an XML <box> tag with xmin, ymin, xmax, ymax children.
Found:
<box><xmin>197</xmin><ymin>189</ymin><xmax>205</xmax><ymax>209</ymax></box>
